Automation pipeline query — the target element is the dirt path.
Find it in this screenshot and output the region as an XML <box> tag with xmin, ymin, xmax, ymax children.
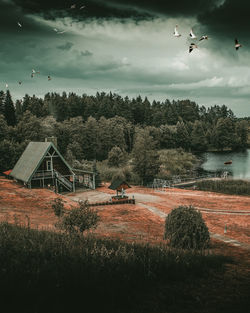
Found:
<box><xmin>138</xmin><ymin>203</ymin><xmax>168</xmax><ymax>218</ymax></box>
<box><xmin>137</xmin><ymin>202</ymin><xmax>250</xmax><ymax>250</ymax></box>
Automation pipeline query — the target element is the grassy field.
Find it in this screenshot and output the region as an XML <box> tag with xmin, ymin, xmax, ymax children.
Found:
<box><xmin>1</xmin><ymin>222</ymin><xmax>247</xmax><ymax>313</ymax></box>
<box><xmin>196</xmin><ymin>179</ymin><xmax>250</xmax><ymax>196</ymax></box>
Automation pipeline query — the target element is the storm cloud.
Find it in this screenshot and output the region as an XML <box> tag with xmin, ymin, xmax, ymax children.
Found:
<box><xmin>0</xmin><ymin>0</ymin><xmax>249</xmax><ymax>117</ymax></box>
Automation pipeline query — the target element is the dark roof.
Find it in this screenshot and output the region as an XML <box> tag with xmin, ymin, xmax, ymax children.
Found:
<box><xmin>10</xmin><ymin>141</ymin><xmax>73</xmax><ymax>183</ymax></box>
<box><xmin>108</xmin><ymin>179</ymin><xmax>131</xmax><ymax>190</ymax></box>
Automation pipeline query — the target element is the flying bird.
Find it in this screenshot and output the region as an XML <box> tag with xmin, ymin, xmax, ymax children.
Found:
<box><xmin>70</xmin><ymin>4</ymin><xmax>76</xmax><ymax>9</ymax></box>
<box><xmin>189</xmin><ymin>43</ymin><xmax>198</xmax><ymax>53</ymax></box>
<box><xmin>189</xmin><ymin>29</ymin><xmax>197</xmax><ymax>39</ymax></box>
<box><xmin>18</xmin><ymin>81</ymin><xmax>22</xmax><ymax>85</ymax></box>
<box><xmin>199</xmin><ymin>35</ymin><xmax>209</xmax><ymax>41</ymax></box>
<box><xmin>173</xmin><ymin>25</ymin><xmax>181</xmax><ymax>37</ymax></box>
<box><xmin>80</xmin><ymin>5</ymin><xmax>86</xmax><ymax>10</ymax></box>
<box><xmin>5</xmin><ymin>84</ymin><xmax>8</xmax><ymax>89</ymax></box>
<box><xmin>235</xmin><ymin>39</ymin><xmax>242</xmax><ymax>50</ymax></box>
<box><xmin>31</xmin><ymin>69</ymin><xmax>40</xmax><ymax>78</ymax></box>
<box><xmin>54</xmin><ymin>28</ymin><xmax>66</xmax><ymax>34</ymax></box>
<box><xmin>17</xmin><ymin>22</ymin><xmax>22</xmax><ymax>27</ymax></box>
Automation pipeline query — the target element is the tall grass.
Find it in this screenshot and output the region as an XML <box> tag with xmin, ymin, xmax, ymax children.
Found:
<box><xmin>0</xmin><ymin>222</ymin><xmax>229</xmax><ymax>313</ymax></box>
<box><xmin>196</xmin><ymin>179</ymin><xmax>250</xmax><ymax>196</ymax></box>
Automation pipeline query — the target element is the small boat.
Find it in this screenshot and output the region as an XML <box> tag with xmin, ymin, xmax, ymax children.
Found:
<box><xmin>224</xmin><ymin>160</ymin><xmax>232</xmax><ymax>165</ymax></box>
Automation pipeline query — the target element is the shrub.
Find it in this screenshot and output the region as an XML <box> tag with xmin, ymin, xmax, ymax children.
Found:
<box><xmin>108</xmin><ymin>146</ymin><xmax>126</xmax><ymax>167</ymax></box>
<box><xmin>51</xmin><ymin>198</ymin><xmax>65</xmax><ymax>217</ymax></box>
<box><xmin>164</xmin><ymin>205</ymin><xmax>210</xmax><ymax>251</ymax></box>
<box><xmin>57</xmin><ymin>201</ymin><xmax>100</xmax><ymax>235</ymax></box>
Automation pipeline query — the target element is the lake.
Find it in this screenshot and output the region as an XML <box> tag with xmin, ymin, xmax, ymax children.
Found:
<box><xmin>200</xmin><ymin>149</ymin><xmax>250</xmax><ymax>180</ymax></box>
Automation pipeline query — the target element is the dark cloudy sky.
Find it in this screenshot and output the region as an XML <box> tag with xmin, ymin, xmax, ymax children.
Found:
<box><xmin>1</xmin><ymin>0</ymin><xmax>250</xmax><ymax>116</ymax></box>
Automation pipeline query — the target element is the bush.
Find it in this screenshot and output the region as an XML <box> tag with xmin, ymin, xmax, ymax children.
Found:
<box><xmin>51</xmin><ymin>198</ymin><xmax>65</xmax><ymax>217</ymax></box>
<box><xmin>57</xmin><ymin>201</ymin><xmax>100</xmax><ymax>235</ymax></box>
<box><xmin>157</xmin><ymin>149</ymin><xmax>198</xmax><ymax>178</ymax></box>
<box><xmin>164</xmin><ymin>205</ymin><xmax>210</xmax><ymax>251</ymax></box>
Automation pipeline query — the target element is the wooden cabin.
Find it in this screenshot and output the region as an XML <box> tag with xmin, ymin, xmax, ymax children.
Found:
<box><xmin>11</xmin><ymin>141</ymin><xmax>75</xmax><ymax>192</ymax></box>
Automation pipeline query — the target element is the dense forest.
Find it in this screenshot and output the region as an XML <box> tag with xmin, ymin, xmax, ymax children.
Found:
<box><xmin>0</xmin><ymin>90</ymin><xmax>249</xmax><ymax>182</ymax></box>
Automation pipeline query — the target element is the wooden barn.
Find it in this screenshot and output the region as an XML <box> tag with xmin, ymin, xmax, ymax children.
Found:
<box><xmin>11</xmin><ymin>141</ymin><xmax>76</xmax><ymax>192</ymax></box>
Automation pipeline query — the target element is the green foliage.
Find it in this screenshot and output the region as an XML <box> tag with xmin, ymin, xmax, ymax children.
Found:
<box><xmin>0</xmin><ymin>90</ymin><xmax>248</xmax><ymax>176</ymax></box>
<box><xmin>196</xmin><ymin>179</ymin><xmax>250</xmax><ymax>196</ymax></box>
<box><xmin>132</xmin><ymin>129</ymin><xmax>160</xmax><ymax>184</ymax></box>
<box><xmin>0</xmin><ymin>222</ymin><xmax>229</xmax><ymax>313</ymax></box>
<box><xmin>97</xmin><ymin>161</ymin><xmax>139</xmax><ymax>184</ymax></box>
<box><xmin>158</xmin><ymin>148</ymin><xmax>198</xmax><ymax>177</ymax></box>
<box><xmin>0</xmin><ymin>140</ymin><xmax>24</xmax><ymax>171</ymax></box>
<box><xmin>51</xmin><ymin>198</ymin><xmax>65</xmax><ymax>217</ymax></box>
<box><xmin>4</xmin><ymin>90</ymin><xmax>16</xmax><ymax>126</ymax></box>
<box><xmin>108</xmin><ymin>146</ymin><xmax>126</xmax><ymax>167</ymax></box>
<box><xmin>0</xmin><ymin>114</ymin><xmax>9</xmax><ymax>142</ymax></box>
<box><xmin>211</xmin><ymin>117</ymin><xmax>236</xmax><ymax>150</ymax></box>
<box><xmin>164</xmin><ymin>206</ymin><xmax>210</xmax><ymax>251</ymax></box>
<box><xmin>191</xmin><ymin>120</ymin><xmax>208</xmax><ymax>151</ymax></box>
<box><xmin>176</xmin><ymin>120</ymin><xmax>191</xmax><ymax>150</ymax></box>
<box><xmin>57</xmin><ymin>201</ymin><xmax>100</xmax><ymax>235</ymax></box>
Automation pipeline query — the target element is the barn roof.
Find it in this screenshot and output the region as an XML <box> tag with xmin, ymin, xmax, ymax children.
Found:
<box><xmin>10</xmin><ymin>142</ymin><xmax>73</xmax><ymax>183</ymax></box>
<box><xmin>108</xmin><ymin>179</ymin><xmax>131</xmax><ymax>190</ymax></box>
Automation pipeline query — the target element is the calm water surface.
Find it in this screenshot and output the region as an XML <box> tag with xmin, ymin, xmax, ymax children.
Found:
<box><xmin>200</xmin><ymin>149</ymin><xmax>250</xmax><ymax>180</ymax></box>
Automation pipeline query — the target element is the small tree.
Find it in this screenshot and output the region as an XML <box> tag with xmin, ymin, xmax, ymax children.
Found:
<box><xmin>51</xmin><ymin>198</ymin><xmax>65</xmax><ymax>217</ymax></box>
<box><xmin>164</xmin><ymin>205</ymin><xmax>210</xmax><ymax>251</ymax></box>
<box><xmin>56</xmin><ymin>201</ymin><xmax>100</xmax><ymax>235</ymax></box>
<box><xmin>108</xmin><ymin>146</ymin><xmax>126</xmax><ymax>167</ymax></box>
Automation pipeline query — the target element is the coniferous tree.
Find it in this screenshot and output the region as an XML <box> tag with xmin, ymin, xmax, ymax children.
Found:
<box><xmin>0</xmin><ymin>91</ymin><xmax>5</xmax><ymax>115</ymax></box>
<box><xmin>4</xmin><ymin>90</ymin><xmax>16</xmax><ymax>126</ymax></box>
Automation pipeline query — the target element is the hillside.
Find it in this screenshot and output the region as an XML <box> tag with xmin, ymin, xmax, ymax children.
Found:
<box><xmin>0</xmin><ymin>178</ymin><xmax>250</xmax><ymax>313</ymax></box>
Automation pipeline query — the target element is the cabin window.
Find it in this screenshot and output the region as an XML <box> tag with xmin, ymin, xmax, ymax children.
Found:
<box><xmin>46</xmin><ymin>160</ymin><xmax>52</xmax><ymax>171</ymax></box>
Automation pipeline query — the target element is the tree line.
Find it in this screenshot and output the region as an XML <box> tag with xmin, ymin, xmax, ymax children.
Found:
<box><xmin>0</xmin><ymin>90</ymin><xmax>249</xmax><ymax>175</ymax></box>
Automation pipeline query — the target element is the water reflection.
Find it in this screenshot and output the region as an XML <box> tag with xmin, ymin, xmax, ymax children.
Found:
<box><xmin>200</xmin><ymin>149</ymin><xmax>250</xmax><ymax>179</ymax></box>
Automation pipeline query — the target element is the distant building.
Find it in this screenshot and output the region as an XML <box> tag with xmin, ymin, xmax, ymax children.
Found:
<box><xmin>11</xmin><ymin>141</ymin><xmax>75</xmax><ymax>192</ymax></box>
<box><xmin>108</xmin><ymin>179</ymin><xmax>131</xmax><ymax>199</ymax></box>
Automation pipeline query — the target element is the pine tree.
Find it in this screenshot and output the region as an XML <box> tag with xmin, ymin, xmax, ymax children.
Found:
<box><xmin>0</xmin><ymin>91</ymin><xmax>5</xmax><ymax>115</ymax></box>
<box><xmin>4</xmin><ymin>90</ymin><xmax>16</xmax><ymax>126</ymax></box>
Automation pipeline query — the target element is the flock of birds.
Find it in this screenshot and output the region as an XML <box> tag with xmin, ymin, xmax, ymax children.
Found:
<box><xmin>3</xmin><ymin>5</ymin><xmax>243</xmax><ymax>90</ymax></box>
<box><xmin>173</xmin><ymin>25</ymin><xmax>242</xmax><ymax>53</ymax></box>
<box><xmin>5</xmin><ymin>4</ymin><xmax>86</xmax><ymax>89</ymax></box>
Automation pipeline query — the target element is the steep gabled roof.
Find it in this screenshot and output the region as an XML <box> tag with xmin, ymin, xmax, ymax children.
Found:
<box><xmin>108</xmin><ymin>179</ymin><xmax>131</xmax><ymax>191</ymax></box>
<box><xmin>10</xmin><ymin>142</ymin><xmax>73</xmax><ymax>183</ymax></box>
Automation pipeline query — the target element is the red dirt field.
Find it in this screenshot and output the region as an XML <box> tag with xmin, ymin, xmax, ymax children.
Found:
<box><xmin>0</xmin><ymin>179</ymin><xmax>250</xmax><ymax>247</ymax></box>
<box><xmin>0</xmin><ymin>178</ymin><xmax>76</xmax><ymax>230</ymax></box>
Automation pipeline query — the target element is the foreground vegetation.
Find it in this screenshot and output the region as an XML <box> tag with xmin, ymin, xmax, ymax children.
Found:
<box><xmin>196</xmin><ymin>179</ymin><xmax>250</xmax><ymax>196</ymax></box>
<box><xmin>0</xmin><ymin>222</ymin><xmax>233</xmax><ymax>313</ymax></box>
